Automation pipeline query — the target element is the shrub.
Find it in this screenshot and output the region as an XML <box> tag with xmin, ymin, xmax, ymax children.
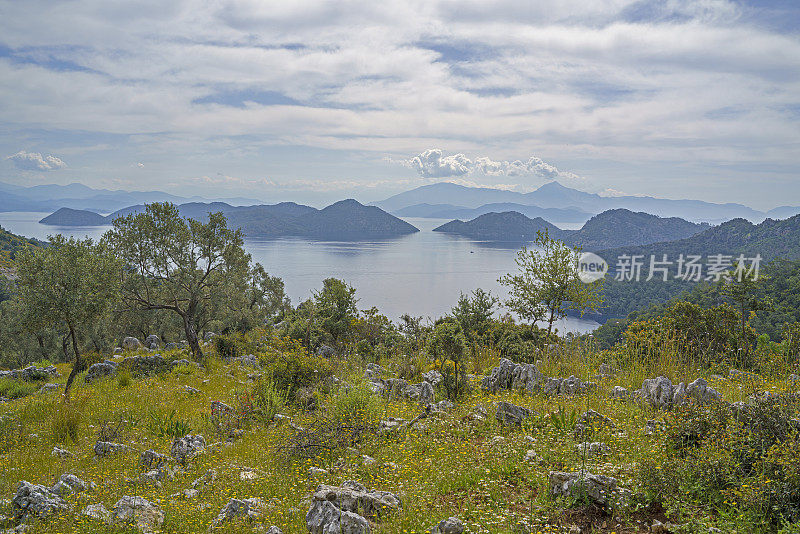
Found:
<box><xmin>327</xmin><ymin>381</ymin><xmax>381</xmax><ymax>428</ymax></box>
<box><xmin>146</xmin><ymin>408</ymin><xmax>192</xmax><ymax>440</ymax></box>
<box><xmin>0</xmin><ymin>378</ymin><xmax>38</xmax><ymax>399</ymax></box>
<box><xmin>263</xmin><ymin>342</ymin><xmax>333</xmax><ymax>400</ymax></box>
<box><xmin>212</xmin><ymin>332</ymin><xmax>250</xmax><ymax>359</ymax></box>
<box><xmin>249</xmin><ymin>379</ymin><xmax>287</xmax><ymax>423</ymax></box>
<box><xmin>51</xmin><ymin>401</ymin><xmax>85</xmax><ymax>444</ymax></box>
<box><xmin>117</xmin><ymin>369</ymin><xmax>132</xmax><ymax>388</ymax></box>
<box><xmin>440</xmin><ymin>360</ymin><xmax>469</xmax><ymax>402</ymax></box>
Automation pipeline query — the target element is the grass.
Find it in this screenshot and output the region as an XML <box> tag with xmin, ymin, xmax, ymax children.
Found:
<box><xmin>0</xmin><ymin>337</ymin><xmax>797</xmax><ymax>533</ymax></box>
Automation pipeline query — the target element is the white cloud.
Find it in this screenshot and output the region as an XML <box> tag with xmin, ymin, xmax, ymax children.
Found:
<box><xmin>5</xmin><ymin>150</ymin><xmax>66</xmax><ymax>171</ymax></box>
<box><xmin>399</xmin><ymin>149</ymin><xmax>582</xmax><ymax>182</ymax></box>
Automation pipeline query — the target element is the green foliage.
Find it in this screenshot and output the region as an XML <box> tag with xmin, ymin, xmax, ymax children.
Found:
<box><xmin>451</xmin><ymin>288</ymin><xmax>499</xmax><ymax>345</ymax></box>
<box><xmin>549</xmin><ymin>406</ymin><xmax>578</xmax><ymax>432</ymax></box>
<box><xmin>249</xmin><ymin>379</ymin><xmax>287</xmax><ymax>423</ymax></box>
<box><xmin>499</xmin><ymin>230</ymin><xmax>603</xmax><ymax>334</ymax></box>
<box><xmin>326</xmin><ymin>381</ymin><xmax>381</xmax><ymax>428</ymax></box>
<box><xmin>0</xmin><ymin>378</ymin><xmax>38</xmax><ymax>399</ymax></box>
<box><xmin>312</xmin><ymin>277</ymin><xmax>359</xmax><ymax>346</ymax></box>
<box><xmin>212</xmin><ymin>332</ymin><xmax>249</xmax><ymax>359</ymax></box>
<box><xmin>116</xmin><ymin>369</ymin><xmax>132</xmax><ymax>388</ymax></box>
<box><xmin>50</xmin><ymin>401</ymin><xmax>85</xmax><ymax>444</ymax></box>
<box><xmin>262</xmin><ymin>338</ymin><xmax>333</xmax><ymax>400</ymax></box>
<box><xmin>106</xmin><ymin>202</ymin><xmax>252</xmax><ymax>361</ymax></box>
<box><xmin>146</xmin><ymin>408</ymin><xmax>193</xmax><ymax>440</ymax></box>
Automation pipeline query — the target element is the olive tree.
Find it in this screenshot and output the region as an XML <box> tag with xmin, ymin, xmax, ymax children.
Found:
<box><xmin>106</xmin><ymin>202</ymin><xmax>250</xmax><ymax>361</ymax></box>
<box><xmin>499</xmin><ymin>230</ymin><xmax>603</xmax><ymax>335</ymax></box>
<box><xmin>16</xmin><ymin>235</ymin><xmax>120</xmax><ymax>396</ymax></box>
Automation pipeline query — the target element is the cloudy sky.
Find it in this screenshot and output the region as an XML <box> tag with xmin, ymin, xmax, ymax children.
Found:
<box><xmin>0</xmin><ymin>0</ymin><xmax>798</xmax><ymax>208</ymax></box>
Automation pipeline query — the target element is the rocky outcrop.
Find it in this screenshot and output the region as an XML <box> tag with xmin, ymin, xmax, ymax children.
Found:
<box><xmin>495</xmin><ymin>401</ymin><xmax>532</xmax><ymax>426</ymax></box>
<box><xmin>85</xmin><ymin>361</ymin><xmax>118</xmax><ymax>383</ymax></box>
<box><xmin>170</xmin><ymin>434</ymin><xmax>205</xmax><ymax>464</ymax></box>
<box><xmin>481</xmin><ymin>358</ymin><xmax>592</xmax><ymax>396</ymax></box>
<box><xmin>213</xmin><ymin>498</ymin><xmax>263</xmax><ymax>525</ymax></box>
<box><xmin>120</xmin><ymin>354</ymin><xmax>172</xmax><ymax>376</ymax></box>
<box><xmin>94</xmin><ymin>441</ymin><xmax>129</xmax><ymax>457</ymax></box>
<box><xmin>638</xmin><ymin>376</ymin><xmax>722</xmax><ymax>409</ymax></box>
<box><xmin>51</xmin><ymin>474</ymin><xmax>93</xmax><ymax>496</ymax></box>
<box><xmin>122</xmin><ymin>337</ymin><xmax>141</xmax><ymax>351</ymax></box>
<box><xmin>549</xmin><ymin>471</ymin><xmax>628</xmax><ymax>507</ymax></box>
<box><xmin>311</xmin><ymin>481</ymin><xmax>400</xmax><ymax>519</ymax></box>
<box><xmin>113</xmin><ymin>496</ymin><xmax>164</xmax><ymax>533</ymax></box>
<box><xmin>431</xmin><ymin>517</ymin><xmax>465</xmax><ymax>534</ymax></box>
<box><xmin>12</xmin><ymin>481</ymin><xmax>69</xmax><ymax>520</ymax></box>
<box><xmin>144</xmin><ymin>334</ymin><xmax>160</xmax><ymax>349</ymax></box>
<box><xmin>0</xmin><ymin>365</ymin><xmax>59</xmax><ymax>382</ymax></box>
<box><xmin>368</xmin><ymin>376</ymin><xmax>435</xmax><ymax>406</ymax></box>
<box><xmin>306</xmin><ymin>500</ymin><xmax>370</xmax><ymax>534</ymax></box>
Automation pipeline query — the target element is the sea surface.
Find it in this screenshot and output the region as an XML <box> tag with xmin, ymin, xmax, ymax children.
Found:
<box><xmin>0</xmin><ymin>212</ymin><xmax>599</xmax><ymax>333</ymax></box>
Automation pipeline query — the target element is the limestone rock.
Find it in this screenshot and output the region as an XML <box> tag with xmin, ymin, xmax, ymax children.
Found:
<box><xmin>495</xmin><ymin>401</ymin><xmax>532</xmax><ymax>426</ymax></box>
<box><xmin>170</xmin><ymin>434</ymin><xmax>205</xmax><ymax>464</ymax></box>
<box><xmin>431</xmin><ymin>517</ymin><xmax>465</xmax><ymax>534</ymax></box>
<box><xmin>12</xmin><ymin>481</ymin><xmax>68</xmax><ymax>519</ymax></box>
<box><xmin>113</xmin><ymin>496</ymin><xmax>164</xmax><ymax>533</ymax></box>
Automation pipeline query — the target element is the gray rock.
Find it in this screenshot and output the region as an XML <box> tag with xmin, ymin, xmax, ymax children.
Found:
<box><xmin>51</xmin><ymin>446</ymin><xmax>72</xmax><ymax>459</ymax></box>
<box><xmin>403</xmin><ymin>381</ymin><xmax>434</xmax><ymax>405</ymax></box>
<box><xmin>120</xmin><ymin>354</ymin><xmax>171</xmax><ymax>376</ymax></box>
<box><xmin>575</xmin><ymin>410</ymin><xmax>615</xmax><ymax>438</ymax></box>
<box><xmin>230</xmin><ymin>354</ymin><xmax>259</xmax><ymax>368</ymax></box>
<box><xmin>113</xmin><ymin>496</ymin><xmax>164</xmax><ymax>533</ymax></box>
<box><xmin>422</xmin><ymin>370</ymin><xmax>443</xmax><ymax>386</ymax></box>
<box><xmin>122</xmin><ymin>337</ymin><xmax>141</xmax><ymax>351</ymax></box>
<box><xmin>682</xmin><ymin>378</ymin><xmax>721</xmax><ymax>405</ymax></box>
<box><xmin>94</xmin><ymin>441</ymin><xmax>128</xmax><ymax>457</ymax></box>
<box><xmin>203</xmin><ymin>331</ymin><xmax>216</xmax><ymax>341</ymax></box>
<box><xmin>431</xmin><ymin>517</ymin><xmax>465</xmax><ymax>534</ymax></box>
<box><xmin>316</xmin><ymin>344</ymin><xmax>336</xmax><ymax>358</ymax></box>
<box><xmin>82</xmin><ymin>503</ymin><xmax>111</xmax><ymax>522</ymax></box>
<box><xmin>85</xmin><ymin>361</ymin><xmax>118</xmax><ymax>383</ymax></box>
<box><xmin>164</xmin><ymin>342</ymin><xmax>179</xmax><ymax>350</ymax></box>
<box><xmin>170</xmin><ymin>434</ymin><xmax>205</xmax><ymax>464</ymax></box>
<box><xmin>639</xmin><ymin>376</ymin><xmax>674</xmax><ymax>409</ymax></box>
<box><xmin>306</xmin><ymin>499</ymin><xmax>370</xmax><ymax>534</ymax></box>
<box><xmin>265</xmin><ymin>527</ymin><xmax>283</xmax><ymax>534</ymax></box>
<box><xmin>312</xmin><ymin>481</ymin><xmax>400</xmax><ymax>519</ymax></box>
<box><xmin>576</xmin><ymin>442</ymin><xmax>611</xmax><ymax>459</ymax></box>
<box><xmin>364</xmin><ymin>363</ymin><xmax>384</xmax><ymax>380</ymax></box>
<box><xmin>0</xmin><ymin>365</ymin><xmax>60</xmax><ymax>382</ymax></box>
<box><xmin>598</xmin><ymin>363</ymin><xmax>619</xmax><ymax>376</ymax></box>
<box><xmin>139</xmin><ymin>449</ymin><xmax>166</xmax><ymax>469</ymax></box>
<box><xmin>481</xmin><ymin>358</ymin><xmax>517</xmax><ymax>392</ymax></box>
<box><xmin>610</xmin><ymin>386</ymin><xmax>629</xmax><ymax>400</ymax></box>
<box><xmin>495</xmin><ymin>401</ymin><xmax>532</xmax><ymax>426</ymax></box>
<box><xmin>144</xmin><ymin>334</ymin><xmax>160</xmax><ymax>348</ymax></box>
<box><xmin>549</xmin><ymin>471</ymin><xmax>625</xmax><ymax>506</ymax></box>
<box><xmin>51</xmin><ymin>474</ymin><xmax>92</xmax><ymax>496</ymax></box>
<box><xmin>12</xmin><ymin>481</ymin><xmax>68</xmax><ymax>519</ymax></box>
<box><xmin>431</xmin><ymin>400</ymin><xmax>454</xmax><ymax>412</ymax></box>
<box><xmin>213</xmin><ymin>498</ymin><xmax>263</xmax><ymax>525</ymax></box>
<box><xmin>37</xmin><ymin>383</ymin><xmax>60</xmax><ymax>394</ymax></box>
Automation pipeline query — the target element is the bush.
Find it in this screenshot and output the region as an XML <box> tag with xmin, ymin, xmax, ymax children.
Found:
<box><xmin>212</xmin><ymin>332</ymin><xmax>250</xmax><ymax>359</ymax></box>
<box><xmin>51</xmin><ymin>401</ymin><xmax>85</xmax><ymax>444</ymax></box>
<box><xmin>250</xmin><ymin>379</ymin><xmax>287</xmax><ymax>423</ymax></box>
<box><xmin>117</xmin><ymin>369</ymin><xmax>132</xmax><ymax>388</ymax></box>
<box><xmin>146</xmin><ymin>408</ymin><xmax>192</xmax><ymax>440</ymax></box>
<box><xmin>263</xmin><ymin>340</ymin><xmax>333</xmax><ymax>400</ymax></box>
<box><xmin>327</xmin><ymin>381</ymin><xmax>381</xmax><ymax>427</ymax></box>
<box><xmin>0</xmin><ymin>378</ymin><xmax>38</xmax><ymax>399</ymax></box>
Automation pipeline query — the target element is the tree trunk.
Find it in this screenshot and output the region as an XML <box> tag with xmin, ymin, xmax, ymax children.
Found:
<box><xmin>183</xmin><ymin>313</ymin><xmax>203</xmax><ymax>362</ymax></box>
<box><xmin>64</xmin><ymin>325</ymin><xmax>82</xmax><ymax>399</ymax></box>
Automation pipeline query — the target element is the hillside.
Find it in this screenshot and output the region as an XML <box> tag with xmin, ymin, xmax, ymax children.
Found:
<box><xmin>400</xmin><ymin>202</ymin><xmax>592</xmax><ymax>224</ymax></box>
<box><xmin>377</xmin><ymin>181</ymin><xmax>767</xmax><ymax>223</ymax></box>
<box><xmin>590</xmin><ymin>214</ymin><xmax>800</xmax><ymax>321</ymax></box>
<box><xmin>41</xmin><ymin>200</ymin><xmax>418</xmax><ymax>241</ymax></box>
<box><xmin>0</xmin><ymin>225</ymin><xmax>42</xmax><ymax>273</ymax></box>
<box><xmin>433</xmin><ymin>212</ymin><xmax>563</xmax><ymax>241</ymax></box>
<box><xmin>433</xmin><ymin>208</ymin><xmax>708</xmax><ymax>249</ymax></box>
<box><xmin>39</xmin><ymin>208</ymin><xmax>108</xmax><ymax>226</ymax></box>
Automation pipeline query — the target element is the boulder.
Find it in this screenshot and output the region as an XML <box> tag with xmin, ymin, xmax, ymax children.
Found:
<box><xmin>51</xmin><ymin>446</ymin><xmax>72</xmax><ymax>459</ymax></box>
<box><xmin>113</xmin><ymin>496</ymin><xmax>164</xmax><ymax>533</ymax></box>
<box><xmin>171</xmin><ymin>434</ymin><xmax>205</xmax><ymax>464</ymax></box>
<box><xmin>549</xmin><ymin>471</ymin><xmax>625</xmax><ymax>506</ymax></box>
<box><xmin>213</xmin><ymin>498</ymin><xmax>263</xmax><ymax>525</ymax></box>
<box><xmin>139</xmin><ymin>449</ymin><xmax>166</xmax><ymax>469</ymax></box>
<box><xmin>316</xmin><ymin>344</ymin><xmax>336</xmax><ymax>358</ymax></box>
<box><xmin>610</xmin><ymin>386</ymin><xmax>629</xmax><ymax>400</ymax></box>
<box><xmin>120</xmin><ymin>354</ymin><xmax>171</xmax><ymax>376</ymax></box>
<box><xmin>144</xmin><ymin>334</ymin><xmax>160</xmax><ymax>349</ymax></box>
<box><xmin>481</xmin><ymin>358</ymin><xmax>517</xmax><ymax>392</ymax></box>
<box><xmin>51</xmin><ymin>474</ymin><xmax>92</xmax><ymax>496</ymax></box>
<box><xmin>37</xmin><ymin>383</ymin><xmax>60</xmax><ymax>394</ymax></box>
<box><xmin>431</xmin><ymin>517</ymin><xmax>465</xmax><ymax>534</ymax></box>
<box><xmin>364</xmin><ymin>363</ymin><xmax>384</xmax><ymax>380</ymax></box>
<box><xmin>495</xmin><ymin>401</ymin><xmax>532</xmax><ymax>426</ymax></box>
<box><xmin>85</xmin><ymin>361</ymin><xmax>118</xmax><ymax>383</ymax></box>
<box><xmin>639</xmin><ymin>376</ymin><xmax>674</xmax><ymax>409</ymax></box>
<box><xmin>12</xmin><ymin>481</ymin><xmax>68</xmax><ymax>519</ymax></box>
<box><xmin>306</xmin><ymin>500</ymin><xmax>370</xmax><ymax>534</ymax></box>
<box><xmin>122</xmin><ymin>337</ymin><xmax>141</xmax><ymax>351</ymax></box>
<box><xmin>403</xmin><ymin>381</ymin><xmax>434</xmax><ymax>405</ymax></box>
<box><xmin>681</xmin><ymin>378</ymin><xmax>721</xmax><ymax>405</ymax></box>
<box><xmin>422</xmin><ymin>370</ymin><xmax>443</xmax><ymax>386</ymax></box>
<box><xmin>312</xmin><ymin>481</ymin><xmax>400</xmax><ymax>519</ymax></box>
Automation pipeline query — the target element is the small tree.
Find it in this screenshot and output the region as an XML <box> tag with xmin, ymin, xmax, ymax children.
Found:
<box><xmin>451</xmin><ymin>288</ymin><xmax>499</xmax><ymax>348</ymax></box>
<box><xmin>721</xmin><ymin>266</ymin><xmax>771</xmax><ymax>340</ymax></box>
<box><xmin>428</xmin><ymin>320</ymin><xmax>467</xmax><ymax>399</ymax></box>
<box><xmin>16</xmin><ymin>235</ymin><xmax>120</xmax><ymax>396</ymax></box>
<box><xmin>499</xmin><ymin>230</ymin><xmax>603</xmax><ymax>335</ymax></box>
<box><xmin>106</xmin><ymin>203</ymin><xmax>250</xmax><ymax>361</ymax></box>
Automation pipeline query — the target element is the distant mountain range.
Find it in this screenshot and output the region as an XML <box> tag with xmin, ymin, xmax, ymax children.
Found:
<box><xmin>39</xmin><ymin>200</ymin><xmax>419</xmax><ymax>241</ymax></box>
<box><xmin>376</xmin><ymin>181</ymin><xmax>799</xmax><ymax>224</ymax></box>
<box><xmin>0</xmin><ymin>180</ymin><xmax>259</xmax><ymax>213</ymax></box>
<box><xmin>394</xmin><ymin>202</ymin><xmax>592</xmax><ymax>223</ymax></box>
<box><xmin>433</xmin><ymin>208</ymin><xmax>710</xmax><ymax>250</ymax></box>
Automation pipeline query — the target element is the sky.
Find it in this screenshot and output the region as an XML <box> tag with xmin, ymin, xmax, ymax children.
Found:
<box><xmin>0</xmin><ymin>0</ymin><xmax>798</xmax><ymax>208</ymax></box>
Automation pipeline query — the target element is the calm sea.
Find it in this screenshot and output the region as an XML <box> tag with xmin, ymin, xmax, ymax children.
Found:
<box><xmin>0</xmin><ymin>212</ymin><xmax>599</xmax><ymax>333</ymax></box>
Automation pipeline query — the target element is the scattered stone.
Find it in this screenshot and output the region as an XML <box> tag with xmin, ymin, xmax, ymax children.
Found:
<box><xmin>482</xmin><ymin>358</ymin><xmax>591</xmax><ymax>395</ymax></box>
<box><xmin>12</xmin><ymin>481</ymin><xmax>68</xmax><ymax>519</ymax></box>
<box><xmin>170</xmin><ymin>434</ymin><xmax>205</xmax><ymax>464</ymax></box>
<box><xmin>0</xmin><ymin>365</ymin><xmax>59</xmax><ymax>382</ymax></box>
<box><xmin>51</xmin><ymin>474</ymin><xmax>92</xmax><ymax>496</ymax></box>
<box><xmin>549</xmin><ymin>471</ymin><xmax>628</xmax><ymax>507</ymax></box>
<box><xmin>184</xmin><ymin>385</ymin><xmax>199</xmax><ymax>394</ymax></box>
<box><xmin>230</xmin><ymin>354</ymin><xmax>259</xmax><ymax>368</ymax></box>
<box><xmin>120</xmin><ymin>354</ymin><xmax>171</xmax><ymax>376</ymax></box>
<box><xmin>309</xmin><ymin>467</ymin><xmax>329</xmax><ymax>477</ymax></box>
<box><xmin>610</xmin><ymin>386</ymin><xmax>629</xmax><ymax>400</ymax></box>
<box><xmin>144</xmin><ymin>334</ymin><xmax>160</xmax><ymax>349</ymax></box>
<box><xmin>431</xmin><ymin>399</ymin><xmax>454</xmax><ymax>413</ymax></box>
<box><xmin>113</xmin><ymin>496</ymin><xmax>164</xmax><ymax>533</ymax></box>
<box><xmin>422</xmin><ymin>370</ymin><xmax>443</xmax><ymax>386</ymax></box>
<box><xmin>312</xmin><ymin>481</ymin><xmax>400</xmax><ymax>519</ymax></box>
<box><xmin>364</xmin><ymin>363</ymin><xmax>384</xmax><ymax>380</ymax></box>
<box><xmin>378</xmin><ymin>418</ymin><xmax>406</xmax><ymax>433</ymax></box>
<box><xmin>431</xmin><ymin>516</ymin><xmax>465</xmax><ymax>534</ymax></box>
<box><xmin>404</xmin><ymin>381</ymin><xmax>434</xmax><ymax>405</ymax></box>
<box><xmin>315</xmin><ymin>344</ymin><xmax>336</xmax><ymax>358</ymax></box>
<box><xmin>94</xmin><ymin>441</ymin><xmax>128</xmax><ymax>457</ymax></box>
<box><xmin>524</xmin><ymin>449</ymin><xmax>542</xmax><ymax>463</ymax></box>
<box><xmin>264</xmin><ymin>527</ymin><xmax>283</xmax><ymax>534</ymax></box>
<box><xmin>495</xmin><ymin>401</ymin><xmax>532</xmax><ymax>426</ymax></box>
<box><xmin>139</xmin><ymin>449</ymin><xmax>166</xmax><ymax>469</ymax></box>
<box><xmin>306</xmin><ymin>500</ymin><xmax>369</xmax><ymax>534</ymax></box>
<box><xmin>122</xmin><ymin>337</ymin><xmax>141</xmax><ymax>351</ymax></box>
<box><xmin>51</xmin><ymin>446</ymin><xmax>72</xmax><ymax>459</ymax></box>
<box><xmin>213</xmin><ymin>498</ymin><xmax>263</xmax><ymax>525</ymax></box>
<box><xmin>362</xmin><ymin>455</ymin><xmax>377</xmax><ymax>466</ymax></box>
<box><xmin>37</xmin><ymin>383</ymin><xmax>60</xmax><ymax>394</ymax></box>
<box><xmin>85</xmin><ymin>361</ymin><xmax>118</xmax><ymax>382</ymax></box>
